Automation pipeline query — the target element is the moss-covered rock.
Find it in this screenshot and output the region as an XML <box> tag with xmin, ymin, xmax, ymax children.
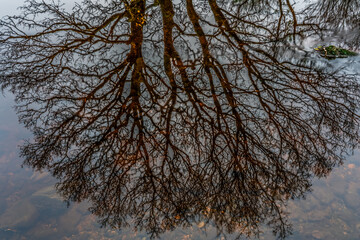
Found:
<box><xmin>314</xmin><ymin>45</ymin><xmax>358</xmax><ymax>59</ymax></box>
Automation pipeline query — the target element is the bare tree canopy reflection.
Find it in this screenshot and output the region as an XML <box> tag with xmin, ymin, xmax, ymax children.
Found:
<box><xmin>0</xmin><ymin>0</ymin><xmax>360</xmax><ymax>238</ymax></box>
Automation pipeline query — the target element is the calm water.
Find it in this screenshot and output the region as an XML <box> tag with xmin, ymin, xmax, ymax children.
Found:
<box><xmin>0</xmin><ymin>93</ymin><xmax>359</xmax><ymax>239</ymax></box>
<box><xmin>1</xmin><ymin>0</ymin><xmax>360</xmax><ymax>239</ymax></box>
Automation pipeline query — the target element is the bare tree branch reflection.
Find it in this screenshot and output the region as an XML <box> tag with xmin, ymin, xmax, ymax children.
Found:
<box><xmin>1</xmin><ymin>0</ymin><xmax>360</xmax><ymax>239</ymax></box>
<box><xmin>304</xmin><ymin>0</ymin><xmax>360</xmax><ymax>48</ymax></box>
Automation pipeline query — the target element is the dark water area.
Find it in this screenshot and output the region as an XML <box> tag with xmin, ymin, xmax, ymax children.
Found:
<box><xmin>1</xmin><ymin>94</ymin><xmax>360</xmax><ymax>239</ymax></box>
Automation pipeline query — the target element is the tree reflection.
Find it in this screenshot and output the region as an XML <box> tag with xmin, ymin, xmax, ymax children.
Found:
<box><xmin>304</xmin><ymin>0</ymin><xmax>360</xmax><ymax>48</ymax></box>
<box><xmin>0</xmin><ymin>0</ymin><xmax>359</xmax><ymax>238</ymax></box>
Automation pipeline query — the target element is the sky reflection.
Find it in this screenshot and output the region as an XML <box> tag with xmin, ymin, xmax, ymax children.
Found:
<box><xmin>0</xmin><ymin>0</ymin><xmax>360</xmax><ymax>239</ymax></box>
<box><xmin>1</xmin><ymin>93</ymin><xmax>360</xmax><ymax>239</ymax></box>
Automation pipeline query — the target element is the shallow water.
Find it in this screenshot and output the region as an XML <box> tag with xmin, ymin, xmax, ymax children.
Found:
<box><xmin>0</xmin><ymin>92</ymin><xmax>359</xmax><ymax>239</ymax></box>
<box><xmin>1</xmin><ymin>0</ymin><xmax>360</xmax><ymax>238</ymax></box>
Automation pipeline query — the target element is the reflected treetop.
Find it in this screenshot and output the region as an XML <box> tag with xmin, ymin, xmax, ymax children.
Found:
<box><xmin>0</xmin><ymin>0</ymin><xmax>360</xmax><ymax>238</ymax></box>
